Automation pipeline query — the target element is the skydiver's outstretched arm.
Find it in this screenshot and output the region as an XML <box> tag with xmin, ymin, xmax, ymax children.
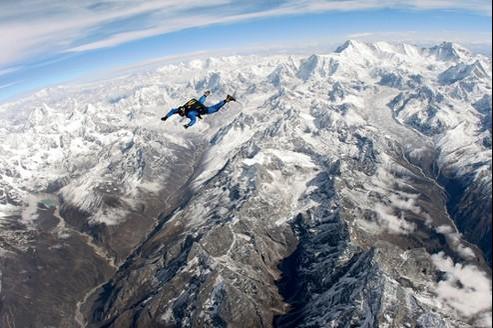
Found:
<box><xmin>161</xmin><ymin>108</ymin><xmax>179</xmax><ymax>121</ymax></box>
<box><xmin>198</xmin><ymin>95</ymin><xmax>207</xmax><ymax>104</ymax></box>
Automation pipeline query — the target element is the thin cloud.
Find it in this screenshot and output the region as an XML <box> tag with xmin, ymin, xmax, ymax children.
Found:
<box><xmin>431</xmin><ymin>252</ymin><xmax>492</xmax><ymax>320</ymax></box>
<box><xmin>0</xmin><ymin>81</ymin><xmax>22</xmax><ymax>90</ymax></box>
<box><xmin>66</xmin><ymin>0</ymin><xmax>493</xmax><ymax>53</ymax></box>
<box><xmin>0</xmin><ymin>0</ymin><xmax>491</xmax><ymax>71</ymax></box>
<box><xmin>0</xmin><ymin>0</ymin><xmax>228</xmax><ymax>67</ymax></box>
<box><xmin>348</xmin><ymin>32</ymin><xmax>374</xmax><ymax>38</ymax></box>
<box><xmin>374</xmin><ymin>203</ymin><xmax>417</xmax><ymax>234</ymax></box>
<box><xmin>65</xmin><ymin>13</ymin><xmax>227</xmax><ymax>52</ymax></box>
<box><xmin>436</xmin><ymin>225</ymin><xmax>476</xmax><ymax>259</ymax></box>
<box><xmin>412</xmin><ymin>0</ymin><xmax>492</xmax><ymax>12</ymax></box>
<box><xmin>0</xmin><ymin>66</ymin><xmax>22</xmax><ymax>77</ymax></box>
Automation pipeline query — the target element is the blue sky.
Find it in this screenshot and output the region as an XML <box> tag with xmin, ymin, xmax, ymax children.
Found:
<box><xmin>0</xmin><ymin>0</ymin><xmax>491</xmax><ymax>103</ymax></box>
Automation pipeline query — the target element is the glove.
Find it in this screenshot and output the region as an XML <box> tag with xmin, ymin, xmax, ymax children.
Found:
<box><xmin>204</xmin><ymin>90</ymin><xmax>211</xmax><ymax>96</ymax></box>
<box><xmin>161</xmin><ymin>116</ymin><xmax>167</xmax><ymax>121</ymax></box>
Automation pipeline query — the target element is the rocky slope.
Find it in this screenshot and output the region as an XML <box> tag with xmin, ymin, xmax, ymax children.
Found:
<box><xmin>0</xmin><ymin>40</ymin><xmax>491</xmax><ymax>327</ymax></box>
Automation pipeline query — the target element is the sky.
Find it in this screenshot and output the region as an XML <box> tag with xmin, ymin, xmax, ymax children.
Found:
<box><xmin>0</xmin><ymin>0</ymin><xmax>491</xmax><ymax>103</ymax></box>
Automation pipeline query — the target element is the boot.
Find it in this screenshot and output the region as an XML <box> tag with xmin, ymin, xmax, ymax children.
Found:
<box><xmin>225</xmin><ymin>95</ymin><xmax>236</xmax><ymax>102</ymax></box>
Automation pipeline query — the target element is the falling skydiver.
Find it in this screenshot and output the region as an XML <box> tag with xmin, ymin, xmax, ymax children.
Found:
<box><xmin>161</xmin><ymin>91</ymin><xmax>236</xmax><ymax>129</ymax></box>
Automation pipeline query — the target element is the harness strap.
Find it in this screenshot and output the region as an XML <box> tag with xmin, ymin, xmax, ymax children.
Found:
<box><xmin>180</xmin><ymin>98</ymin><xmax>207</xmax><ymax>116</ymax></box>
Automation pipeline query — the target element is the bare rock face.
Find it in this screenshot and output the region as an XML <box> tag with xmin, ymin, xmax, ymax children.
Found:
<box><xmin>0</xmin><ymin>41</ymin><xmax>491</xmax><ymax>327</ymax></box>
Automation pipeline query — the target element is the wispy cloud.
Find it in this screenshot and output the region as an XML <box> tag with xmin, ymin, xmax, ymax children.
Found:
<box><xmin>0</xmin><ymin>0</ymin><xmax>491</xmax><ymax>71</ymax></box>
<box><xmin>431</xmin><ymin>252</ymin><xmax>492</xmax><ymax>321</ymax></box>
<box><xmin>0</xmin><ymin>66</ymin><xmax>22</xmax><ymax>77</ymax></box>
<box><xmin>436</xmin><ymin>225</ymin><xmax>476</xmax><ymax>259</ymax></box>
<box><xmin>0</xmin><ymin>81</ymin><xmax>22</xmax><ymax>90</ymax></box>
<box><xmin>348</xmin><ymin>32</ymin><xmax>374</xmax><ymax>38</ymax></box>
<box><xmin>0</xmin><ymin>0</ymin><xmax>228</xmax><ymax>68</ymax></box>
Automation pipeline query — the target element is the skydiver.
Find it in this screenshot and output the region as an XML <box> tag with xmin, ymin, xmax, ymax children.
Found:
<box><xmin>161</xmin><ymin>91</ymin><xmax>236</xmax><ymax>129</ymax></box>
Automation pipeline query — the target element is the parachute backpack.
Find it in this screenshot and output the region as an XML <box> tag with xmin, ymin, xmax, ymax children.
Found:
<box><xmin>178</xmin><ymin>99</ymin><xmax>208</xmax><ymax>119</ymax></box>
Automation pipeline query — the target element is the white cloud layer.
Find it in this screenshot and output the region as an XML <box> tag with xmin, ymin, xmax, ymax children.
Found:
<box><xmin>436</xmin><ymin>225</ymin><xmax>476</xmax><ymax>259</ymax></box>
<box><xmin>0</xmin><ymin>0</ymin><xmax>491</xmax><ymax>71</ymax></box>
<box><xmin>431</xmin><ymin>252</ymin><xmax>492</xmax><ymax>320</ymax></box>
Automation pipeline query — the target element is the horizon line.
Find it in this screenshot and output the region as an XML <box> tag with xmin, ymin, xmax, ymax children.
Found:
<box><xmin>1</xmin><ymin>38</ymin><xmax>491</xmax><ymax>106</ymax></box>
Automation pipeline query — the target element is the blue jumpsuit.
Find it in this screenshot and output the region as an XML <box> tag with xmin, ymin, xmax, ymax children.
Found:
<box><xmin>164</xmin><ymin>95</ymin><xmax>226</xmax><ymax>127</ymax></box>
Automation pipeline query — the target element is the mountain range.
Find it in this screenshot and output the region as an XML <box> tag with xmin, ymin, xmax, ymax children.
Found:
<box><xmin>0</xmin><ymin>40</ymin><xmax>491</xmax><ymax>327</ymax></box>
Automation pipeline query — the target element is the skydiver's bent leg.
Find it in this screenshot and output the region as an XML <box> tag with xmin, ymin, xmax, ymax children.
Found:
<box><xmin>205</xmin><ymin>100</ymin><xmax>226</xmax><ymax>114</ymax></box>
<box><xmin>185</xmin><ymin>111</ymin><xmax>198</xmax><ymax>128</ymax></box>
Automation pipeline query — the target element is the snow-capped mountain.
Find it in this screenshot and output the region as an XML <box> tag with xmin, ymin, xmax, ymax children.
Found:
<box><xmin>0</xmin><ymin>40</ymin><xmax>491</xmax><ymax>327</ymax></box>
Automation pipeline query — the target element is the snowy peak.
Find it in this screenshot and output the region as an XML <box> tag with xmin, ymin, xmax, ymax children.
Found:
<box><xmin>296</xmin><ymin>54</ymin><xmax>339</xmax><ymax>80</ymax></box>
<box><xmin>427</xmin><ymin>41</ymin><xmax>472</xmax><ymax>62</ymax></box>
<box><xmin>439</xmin><ymin>59</ymin><xmax>491</xmax><ymax>84</ymax></box>
<box><xmin>335</xmin><ymin>39</ymin><xmax>370</xmax><ymax>53</ymax></box>
<box><xmin>335</xmin><ymin>40</ymin><xmax>421</xmax><ymax>58</ymax></box>
<box><xmin>25</xmin><ymin>104</ymin><xmax>52</xmax><ymax>128</ymax></box>
<box><xmin>275</xmin><ymin>40</ymin><xmax>485</xmax><ymax>83</ymax></box>
<box><xmin>334</xmin><ymin>39</ymin><xmax>385</xmax><ymax>61</ymax></box>
<box><xmin>335</xmin><ymin>39</ymin><xmax>478</xmax><ymax>64</ymax></box>
<box><xmin>267</xmin><ymin>62</ymin><xmax>298</xmax><ymax>86</ymax></box>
